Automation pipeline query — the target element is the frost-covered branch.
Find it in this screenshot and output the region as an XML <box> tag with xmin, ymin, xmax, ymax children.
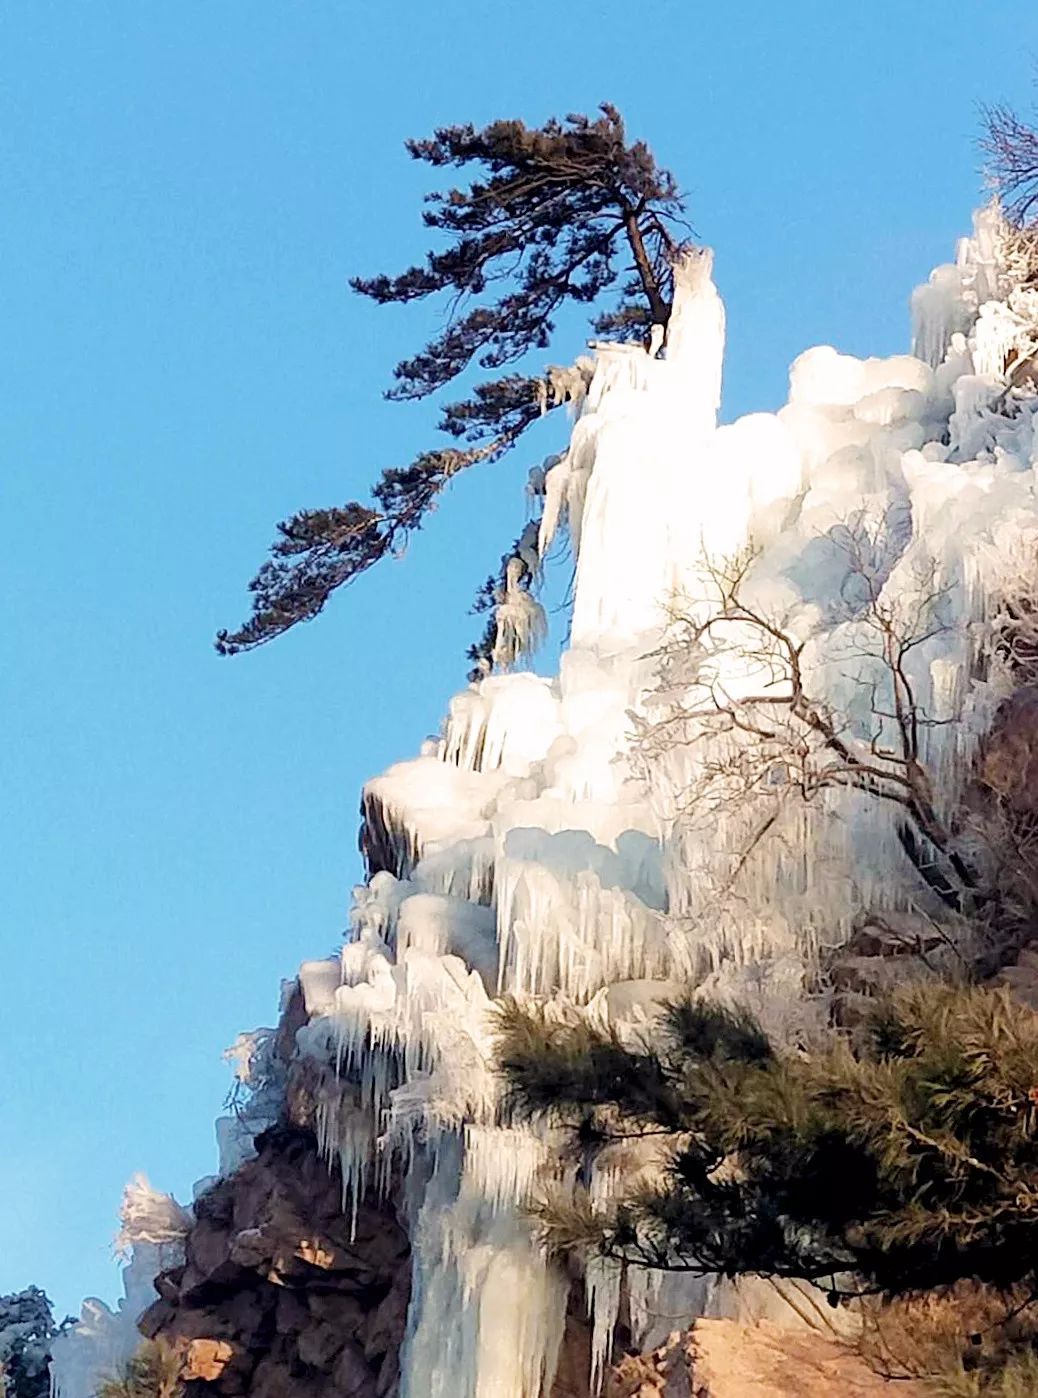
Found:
<box><xmin>636</xmin><ymin>537</ymin><xmax>977</xmax><ymax>910</ymax></box>
<box><xmin>984</xmin><ymin>94</ymin><xmax>1038</xmax><ymax>228</ymax></box>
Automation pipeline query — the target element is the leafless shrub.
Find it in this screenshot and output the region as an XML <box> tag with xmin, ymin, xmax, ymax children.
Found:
<box><xmin>856</xmin><ymin>1284</ymin><xmax>1038</xmax><ymax>1396</ymax></box>
<box><xmin>983</xmin><ymin>97</ymin><xmax>1038</xmax><ymax>230</ymax></box>
<box><xmin>635</xmin><ymin>532</ymin><xmax>977</xmax><ymax>918</ymax></box>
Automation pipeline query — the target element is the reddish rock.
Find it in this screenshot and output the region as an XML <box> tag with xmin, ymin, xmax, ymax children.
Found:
<box><xmin>182</xmin><ymin>1339</ymin><xmax>235</xmax><ymax>1382</ymax></box>
<box><xmin>604</xmin><ymin>1319</ymin><xmax>927</xmax><ymax>1396</ymax></box>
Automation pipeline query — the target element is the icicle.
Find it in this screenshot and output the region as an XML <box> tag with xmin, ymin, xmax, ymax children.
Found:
<box><xmin>462</xmin><ymin>1125</ymin><xmax>555</xmax><ymax>1212</ymax></box>
<box><xmin>271</xmin><ymin>211</ymin><xmax>1038</xmax><ymax>1398</ymax></box>
<box><xmin>315</xmin><ymin>1086</ymin><xmax>378</xmax><ymax>1239</ymax></box>
<box><xmin>492</xmin><ymin>557</ymin><xmax>547</xmax><ymax>669</ymax></box>
<box><xmin>585</xmin><ymin>1254</ymin><xmax>622</xmax><ymax>1394</ymax></box>
<box><xmin>911</xmin><ymin>263</ymin><xmax>975</xmax><ymax>368</ymax></box>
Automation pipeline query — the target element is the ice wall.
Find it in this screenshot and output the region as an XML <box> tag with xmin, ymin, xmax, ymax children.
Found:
<box><xmin>299</xmin><ymin>216</ymin><xmax>1038</xmax><ymax>1396</ymax></box>
<box><xmin>52</xmin><ymin>211</ymin><xmax>1038</xmax><ymax>1398</ymax></box>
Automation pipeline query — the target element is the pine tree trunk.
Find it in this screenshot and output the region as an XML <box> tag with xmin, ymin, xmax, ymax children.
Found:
<box><xmin>623</xmin><ymin>210</ymin><xmax>670</xmax><ymax>327</ymax></box>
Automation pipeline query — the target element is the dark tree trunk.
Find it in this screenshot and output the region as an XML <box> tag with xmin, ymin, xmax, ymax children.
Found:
<box><xmin>623</xmin><ymin>209</ymin><xmax>670</xmax><ymax>328</ymax></box>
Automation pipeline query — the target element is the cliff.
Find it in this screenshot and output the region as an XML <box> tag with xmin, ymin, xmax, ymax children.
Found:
<box><xmin>53</xmin><ymin>211</ymin><xmax>1038</xmax><ymax>1396</ymax></box>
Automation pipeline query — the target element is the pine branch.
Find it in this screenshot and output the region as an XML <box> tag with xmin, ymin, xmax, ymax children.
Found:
<box><xmin>498</xmin><ymin>982</ymin><xmax>1038</xmax><ymax>1298</ymax></box>
<box><xmin>219</xmin><ymin>105</ymin><xmax>690</xmax><ymax>657</ymax></box>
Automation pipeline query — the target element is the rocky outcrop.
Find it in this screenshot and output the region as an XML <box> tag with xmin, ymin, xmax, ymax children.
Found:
<box><xmin>827</xmin><ymin>910</ymin><xmax>949</xmax><ymax>1029</ymax></box>
<box><xmin>979</xmin><ymin>685</ymin><xmax>1038</xmax><ymax>815</ymax></box>
<box><xmin>138</xmin><ymin>1126</ymin><xmax>409</xmax><ymax>1398</ymax></box>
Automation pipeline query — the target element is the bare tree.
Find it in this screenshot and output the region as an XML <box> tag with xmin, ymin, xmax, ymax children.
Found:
<box><xmin>984</xmin><ymin>91</ymin><xmax>1038</xmax><ymax>227</ymax></box>
<box><xmin>633</xmin><ymin>530</ymin><xmax>977</xmax><ymax>915</ymax></box>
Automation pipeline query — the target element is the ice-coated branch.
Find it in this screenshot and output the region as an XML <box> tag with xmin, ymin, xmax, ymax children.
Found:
<box><xmin>637</xmin><ymin>536</ymin><xmax>977</xmax><ymax>911</ymax></box>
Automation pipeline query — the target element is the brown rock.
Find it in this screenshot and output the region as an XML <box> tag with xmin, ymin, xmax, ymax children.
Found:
<box><xmin>845</xmin><ymin>912</ymin><xmax>948</xmax><ymax>960</ymax></box>
<box><xmin>332</xmin><ymin>1340</ymin><xmax>379</xmax><ymax>1397</ymax></box>
<box><xmin>306</xmin><ymin>1289</ymin><xmax>366</xmax><ymax>1333</ymax></box>
<box><xmin>182</xmin><ymin>1338</ymin><xmax>235</xmax><ymax>1382</ymax></box>
<box><xmin>295</xmin><ymin>1235</ymin><xmax>348</xmax><ymax>1270</ymax></box>
<box><xmin>249</xmin><ymin>1352</ymin><xmax>315</xmax><ymax>1398</ymax></box>
<box><xmin>997</xmin><ymin>944</ymin><xmax>1038</xmax><ymax>1009</ymax></box>
<box><xmin>274</xmin><ymin>1287</ymin><xmax>310</xmax><ymax>1335</ymax></box>
<box><xmin>362</xmin><ymin>1274</ymin><xmax>410</xmax><ymax>1361</ymax></box>
<box><xmin>137</xmin><ymin>1299</ymin><xmax>176</xmax><ymax>1341</ymax></box>
<box><xmin>297</xmin><ymin>1315</ymin><xmax>347</xmax><ymax>1369</ymax></box>
<box><xmin>375</xmin><ymin>1349</ymin><xmax>400</xmax><ymax>1398</ymax></box>
<box><xmin>551</xmin><ymin>1305</ymin><xmax>594</xmax><ymax>1397</ymax></box>
<box><xmin>656</xmin><ymin>1318</ymin><xmax>925</xmax><ymax>1396</ymax></box>
<box><xmin>829</xmin><ymin>955</ymin><xmax>910</xmax><ymax>995</ymax></box>
<box><xmin>228</xmin><ymin>1225</ymin><xmax>273</xmax><ymax>1268</ymax></box>
<box><xmin>276</xmin><ymin>982</ymin><xmax>309</xmax><ymax>1067</ymax></box>
<box><xmin>221</xmin><ymin>1286</ymin><xmax>270</xmax><ymax>1341</ymax></box>
<box><xmin>154</xmin><ymin>1270</ymin><xmax>182</xmax><ymax>1303</ymax></box>
<box><xmin>186</xmin><ymin>1215</ymin><xmax>234</xmax><ymax>1279</ymax></box>
<box><xmin>137</xmin><ymin>1124</ymin><xmax>410</xmax><ymax>1398</ymax></box>
<box><xmin>980</xmin><ymin>685</ymin><xmax>1038</xmax><ymax>814</ymax></box>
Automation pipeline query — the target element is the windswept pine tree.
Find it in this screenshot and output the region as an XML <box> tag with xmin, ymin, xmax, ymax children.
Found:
<box><xmin>216</xmin><ymin>106</ymin><xmax>691</xmax><ymax>663</ymax></box>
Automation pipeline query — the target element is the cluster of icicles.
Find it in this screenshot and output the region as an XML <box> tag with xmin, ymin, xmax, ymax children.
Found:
<box><xmin>290</xmin><ymin>214</ymin><xmax>1038</xmax><ymax>1398</ymax></box>
<box><xmin>51</xmin><ymin>212</ymin><xmax>1038</xmax><ymax>1398</ymax></box>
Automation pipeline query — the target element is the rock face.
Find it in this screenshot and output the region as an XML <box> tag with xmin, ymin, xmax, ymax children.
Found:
<box><xmin>605</xmin><ymin>1320</ymin><xmax>926</xmax><ymax>1397</ymax></box>
<box><xmin>139</xmin><ymin>1126</ymin><xmax>410</xmax><ymax>1398</ymax></box>
<box><xmin>979</xmin><ymin>685</ymin><xmax>1038</xmax><ymax>815</ymax></box>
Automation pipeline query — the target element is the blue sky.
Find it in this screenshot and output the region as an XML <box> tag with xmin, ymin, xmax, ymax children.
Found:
<box><xmin>0</xmin><ymin>1</ymin><xmax>1033</xmax><ymax>1319</ymax></box>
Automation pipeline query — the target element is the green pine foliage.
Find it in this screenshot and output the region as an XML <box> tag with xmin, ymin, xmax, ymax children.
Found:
<box><xmin>217</xmin><ymin>106</ymin><xmax>691</xmax><ymax>661</ymax></box>
<box><xmin>496</xmin><ymin>984</ymin><xmax>1038</xmax><ymax>1298</ymax></box>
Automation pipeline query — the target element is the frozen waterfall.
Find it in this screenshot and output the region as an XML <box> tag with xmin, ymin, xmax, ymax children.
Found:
<box><xmin>52</xmin><ymin>215</ymin><xmax>1038</xmax><ymax>1398</ymax></box>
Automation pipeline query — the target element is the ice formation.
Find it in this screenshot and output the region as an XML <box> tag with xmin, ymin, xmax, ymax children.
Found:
<box><xmin>298</xmin><ymin>210</ymin><xmax>1038</xmax><ymax>1396</ymax></box>
<box><xmin>52</xmin><ymin>206</ymin><xmax>1038</xmax><ymax>1396</ymax></box>
<box><xmin>50</xmin><ymin>1180</ymin><xmax>189</xmax><ymax>1398</ymax></box>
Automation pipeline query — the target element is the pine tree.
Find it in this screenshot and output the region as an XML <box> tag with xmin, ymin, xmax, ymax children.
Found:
<box><xmin>96</xmin><ymin>1339</ymin><xmax>183</xmax><ymax>1398</ymax></box>
<box><xmin>0</xmin><ymin>1288</ymin><xmax>72</xmax><ymax>1398</ymax></box>
<box><xmin>496</xmin><ymin>984</ymin><xmax>1038</xmax><ymax>1299</ymax></box>
<box><xmin>216</xmin><ymin>106</ymin><xmax>690</xmax><ymax>660</ymax></box>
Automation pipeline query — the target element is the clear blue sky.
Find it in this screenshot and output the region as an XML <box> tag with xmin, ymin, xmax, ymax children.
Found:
<box><xmin>1</xmin><ymin>1</ymin><xmax>1033</xmax><ymax>1319</ymax></box>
